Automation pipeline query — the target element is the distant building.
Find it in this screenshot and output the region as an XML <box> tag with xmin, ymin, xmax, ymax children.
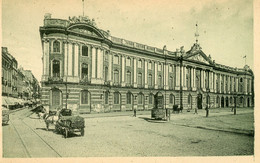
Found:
<box><xmin>2</xmin><ymin>47</ymin><xmax>18</xmax><ymax>97</ymax></box>
<box><xmin>39</xmin><ymin>14</ymin><xmax>254</xmax><ymax>113</ymax></box>
<box><xmin>1</xmin><ymin>47</ymin><xmax>41</xmax><ymax>100</ymax></box>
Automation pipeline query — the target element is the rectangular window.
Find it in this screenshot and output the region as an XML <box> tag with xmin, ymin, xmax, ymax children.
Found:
<box><xmin>82</xmin><ymin>46</ymin><xmax>88</xmax><ymax>56</ymax></box>
<box><xmin>114</xmin><ymin>56</ymin><xmax>119</xmax><ymax>64</ymax></box>
<box><xmin>148</xmin><ymin>74</ymin><xmax>152</xmax><ymax>86</ymax></box>
<box><xmin>148</xmin><ymin>62</ymin><xmax>152</xmax><ymax>69</ymax></box>
<box><xmin>127</xmin><ymin>93</ymin><xmax>131</xmax><ymax>104</ymax></box>
<box><xmin>81</xmin><ymin>67</ymin><xmax>88</xmax><ymax>79</ymax></box>
<box><xmin>126</xmin><ymin>58</ymin><xmax>131</xmax><ymax>66</ymax></box>
<box><xmin>105</xmin><ymin>92</ymin><xmax>109</xmax><ymax>104</ymax></box>
<box><xmin>127</xmin><ymin>72</ymin><xmax>131</xmax><ymax>84</ymax></box>
<box><xmin>149</xmin><ymin>94</ymin><xmax>153</xmax><ymax>104</ymax></box>
<box><xmin>114</xmin><ymin>70</ymin><xmax>119</xmax><ymax>83</ymax></box>
<box><xmin>138</xmin><ymin>73</ymin><xmax>142</xmax><ymax>86</ymax></box>
<box><xmin>114</xmin><ymin>93</ymin><xmax>119</xmax><ymax>104</ymax></box>
<box><xmin>138</xmin><ymin>60</ymin><xmax>142</xmax><ymax>68</ymax></box>
<box><xmin>158</xmin><ymin>64</ymin><xmax>162</xmax><ymax>71</ymax></box>
<box><xmin>138</xmin><ymin>94</ymin><xmax>143</xmax><ymax>104</ymax></box>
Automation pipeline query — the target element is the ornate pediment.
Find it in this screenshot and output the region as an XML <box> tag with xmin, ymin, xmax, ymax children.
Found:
<box><xmin>187</xmin><ymin>53</ymin><xmax>210</xmax><ymax>65</ymax></box>
<box><xmin>72</xmin><ymin>27</ymin><xmax>99</xmax><ymax>37</ymax></box>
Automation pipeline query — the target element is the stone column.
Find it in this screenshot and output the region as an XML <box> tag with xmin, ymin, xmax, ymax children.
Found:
<box><xmin>164</xmin><ymin>63</ymin><xmax>169</xmax><ymax>90</ymax></box>
<box><xmin>154</xmin><ymin>61</ymin><xmax>158</xmax><ymax>89</ymax></box>
<box><xmin>182</xmin><ymin>66</ymin><xmax>186</xmax><ymax>90</ymax></box>
<box><xmin>236</xmin><ymin>77</ymin><xmax>238</xmax><ymax>92</ymax></box>
<box><xmin>144</xmin><ymin>60</ymin><xmax>148</xmax><ymax>88</ymax></box>
<box><xmin>108</xmin><ymin>52</ymin><xmax>112</xmax><ymax>82</ymax></box>
<box><xmin>68</xmin><ymin>42</ymin><xmax>73</xmax><ymax>76</ymax></box>
<box><xmin>74</xmin><ymin>44</ymin><xmax>79</xmax><ymax>77</ymax></box>
<box><xmin>193</xmin><ymin>68</ymin><xmax>196</xmax><ymax>91</ymax></box>
<box><xmin>244</xmin><ymin>77</ymin><xmax>247</xmax><ymax>94</ymax></box>
<box><xmin>227</xmin><ymin>75</ymin><xmax>230</xmax><ymax>94</ymax></box>
<box><xmin>175</xmin><ymin>65</ymin><xmax>180</xmax><ymax>90</ymax></box>
<box><xmin>121</xmin><ymin>55</ymin><xmax>125</xmax><ymax>86</ymax></box>
<box><xmin>214</xmin><ymin>73</ymin><xmax>216</xmax><ymax>93</ymax></box>
<box><xmin>64</xmin><ymin>41</ymin><xmax>68</xmax><ymax>78</ymax></box>
<box><xmin>133</xmin><ymin>57</ymin><xmax>137</xmax><ymax>87</ymax></box>
<box><xmin>249</xmin><ymin>79</ymin><xmax>252</xmax><ymax>93</ymax></box>
<box><xmin>43</xmin><ymin>40</ymin><xmax>50</xmax><ymax>80</ymax></box>
<box><xmin>191</xmin><ymin>67</ymin><xmax>194</xmax><ymax>89</ymax></box>
<box><xmin>91</xmin><ymin>46</ymin><xmax>96</xmax><ymax>79</ymax></box>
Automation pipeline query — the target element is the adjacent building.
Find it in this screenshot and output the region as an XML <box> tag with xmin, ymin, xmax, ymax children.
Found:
<box><xmin>39</xmin><ymin>14</ymin><xmax>254</xmax><ymax>113</ymax></box>
<box><xmin>1</xmin><ymin>47</ymin><xmax>41</xmax><ymax>100</ymax></box>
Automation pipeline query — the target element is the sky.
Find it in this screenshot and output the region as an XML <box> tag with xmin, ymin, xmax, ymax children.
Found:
<box><xmin>1</xmin><ymin>0</ymin><xmax>254</xmax><ymax>82</ymax></box>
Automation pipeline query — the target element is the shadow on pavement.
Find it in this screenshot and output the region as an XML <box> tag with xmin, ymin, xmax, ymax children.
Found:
<box><xmin>36</xmin><ymin>127</ymin><xmax>55</xmax><ymax>132</ymax></box>
<box><xmin>138</xmin><ymin>117</ymin><xmax>167</xmax><ymax>123</ymax></box>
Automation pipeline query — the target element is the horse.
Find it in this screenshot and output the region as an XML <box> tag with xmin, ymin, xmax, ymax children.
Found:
<box><xmin>44</xmin><ymin>110</ymin><xmax>61</xmax><ymax>131</ymax></box>
<box><xmin>38</xmin><ymin>107</ymin><xmax>62</xmax><ymax>131</ymax></box>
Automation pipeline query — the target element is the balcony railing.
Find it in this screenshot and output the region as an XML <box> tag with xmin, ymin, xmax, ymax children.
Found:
<box><xmin>79</xmin><ymin>77</ymin><xmax>90</xmax><ymax>84</ymax></box>
<box><xmin>48</xmin><ymin>76</ymin><xmax>63</xmax><ymax>82</ymax></box>
<box><xmin>113</xmin><ymin>83</ymin><xmax>121</xmax><ymax>87</ymax></box>
<box><xmin>125</xmin><ymin>83</ymin><xmax>133</xmax><ymax>88</ymax></box>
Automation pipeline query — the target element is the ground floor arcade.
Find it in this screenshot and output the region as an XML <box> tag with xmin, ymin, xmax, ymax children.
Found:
<box><xmin>41</xmin><ymin>83</ymin><xmax>254</xmax><ymax>113</ymax></box>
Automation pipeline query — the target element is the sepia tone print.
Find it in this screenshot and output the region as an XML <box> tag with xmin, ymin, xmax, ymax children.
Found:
<box><xmin>1</xmin><ymin>0</ymin><xmax>255</xmax><ymax>159</ymax></box>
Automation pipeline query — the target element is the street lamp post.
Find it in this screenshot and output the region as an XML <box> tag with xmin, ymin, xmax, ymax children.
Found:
<box><xmin>206</xmin><ymin>89</ymin><xmax>209</xmax><ymax>117</ymax></box>
<box><xmin>179</xmin><ymin>54</ymin><xmax>183</xmax><ymax>113</ymax></box>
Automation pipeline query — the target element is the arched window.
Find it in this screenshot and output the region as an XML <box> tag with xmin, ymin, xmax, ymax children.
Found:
<box><xmin>126</xmin><ymin>92</ymin><xmax>132</xmax><ymax>104</ymax></box>
<box><xmin>126</xmin><ymin>71</ymin><xmax>131</xmax><ymax>84</ymax></box>
<box><xmin>51</xmin><ymin>88</ymin><xmax>61</xmax><ymax>107</ymax></box>
<box><xmin>53</xmin><ymin>40</ymin><xmax>60</xmax><ymax>53</ymax></box>
<box><xmin>82</xmin><ymin>45</ymin><xmax>88</xmax><ymax>56</ymax></box>
<box><xmin>148</xmin><ymin>74</ymin><xmax>152</xmax><ymax>86</ymax></box>
<box><xmin>114</xmin><ymin>92</ymin><xmax>120</xmax><ymax>104</ymax></box>
<box><xmin>81</xmin><ymin>63</ymin><xmax>88</xmax><ymax>79</ymax></box>
<box><xmin>114</xmin><ymin>70</ymin><xmax>119</xmax><ymax>83</ymax></box>
<box><xmin>126</xmin><ymin>57</ymin><xmax>131</xmax><ymax>66</ymax></box>
<box><xmin>138</xmin><ymin>93</ymin><xmax>143</xmax><ymax>104</ymax></box>
<box><xmin>81</xmin><ymin>90</ymin><xmax>90</xmax><ymax>104</ymax></box>
<box><xmin>138</xmin><ymin>73</ymin><xmax>142</xmax><ymax>86</ymax></box>
<box><xmin>170</xmin><ymin>94</ymin><xmax>175</xmax><ymax>104</ymax></box>
<box><xmin>52</xmin><ymin>60</ymin><xmax>60</xmax><ymax>77</ymax></box>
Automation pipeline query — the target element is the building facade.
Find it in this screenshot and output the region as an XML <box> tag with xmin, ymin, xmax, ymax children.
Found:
<box><xmin>1</xmin><ymin>47</ymin><xmax>41</xmax><ymax>100</ymax></box>
<box><xmin>39</xmin><ymin>14</ymin><xmax>254</xmax><ymax>113</ymax></box>
<box><xmin>2</xmin><ymin>47</ymin><xmax>18</xmax><ymax>97</ymax></box>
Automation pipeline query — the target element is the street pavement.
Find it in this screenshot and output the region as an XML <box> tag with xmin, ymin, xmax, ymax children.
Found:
<box><xmin>2</xmin><ymin>107</ymin><xmax>254</xmax><ymax>157</ymax></box>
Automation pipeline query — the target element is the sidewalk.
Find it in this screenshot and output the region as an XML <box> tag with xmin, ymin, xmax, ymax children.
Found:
<box><xmin>78</xmin><ymin>107</ymin><xmax>254</xmax><ymax>136</ymax></box>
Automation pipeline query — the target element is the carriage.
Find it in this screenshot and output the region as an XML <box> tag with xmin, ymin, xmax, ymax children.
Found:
<box><xmin>55</xmin><ymin>109</ymin><xmax>85</xmax><ymax>138</ymax></box>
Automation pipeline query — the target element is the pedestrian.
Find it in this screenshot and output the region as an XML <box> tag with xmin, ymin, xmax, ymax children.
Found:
<box><xmin>205</xmin><ymin>104</ymin><xmax>209</xmax><ymax>117</ymax></box>
<box><xmin>133</xmin><ymin>108</ymin><xmax>136</xmax><ymax>117</ymax></box>
<box><xmin>194</xmin><ymin>106</ymin><xmax>198</xmax><ymax>114</ymax></box>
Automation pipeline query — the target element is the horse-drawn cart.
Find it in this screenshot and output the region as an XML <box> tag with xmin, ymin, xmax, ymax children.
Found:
<box><xmin>55</xmin><ymin>109</ymin><xmax>85</xmax><ymax>138</ymax></box>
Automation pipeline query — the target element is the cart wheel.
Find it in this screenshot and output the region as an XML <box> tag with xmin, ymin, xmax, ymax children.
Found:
<box><xmin>81</xmin><ymin>128</ymin><xmax>85</xmax><ymax>136</ymax></box>
<box><xmin>55</xmin><ymin>125</ymin><xmax>59</xmax><ymax>133</ymax></box>
<box><xmin>64</xmin><ymin>129</ymin><xmax>68</xmax><ymax>138</ymax></box>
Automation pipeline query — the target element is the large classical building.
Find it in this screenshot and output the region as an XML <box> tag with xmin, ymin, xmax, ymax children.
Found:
<box><xmin>39</xmin><ymin>14</ymin><xmax>254</xmax><ymax>113</ymax></box>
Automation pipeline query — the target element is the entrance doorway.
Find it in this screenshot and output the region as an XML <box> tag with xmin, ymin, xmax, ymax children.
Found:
<box><xmin>226</xmin><ymin>97</ymin><xmax>229</xmax><ymax>107</ymax></box>
<box><xmin>247</xmin><ymin>98</ymin><xmax>250</xmax><ymax>107</ymax></box>
<box><xmin>197</xmin><ymin>93</ymin><xmax>202</xmax><ymax>109</ymax></box>
<box><xmin>221</xmin><ymin>97</ymin><xmax>224</xmax><ymax>108</ymax></box>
